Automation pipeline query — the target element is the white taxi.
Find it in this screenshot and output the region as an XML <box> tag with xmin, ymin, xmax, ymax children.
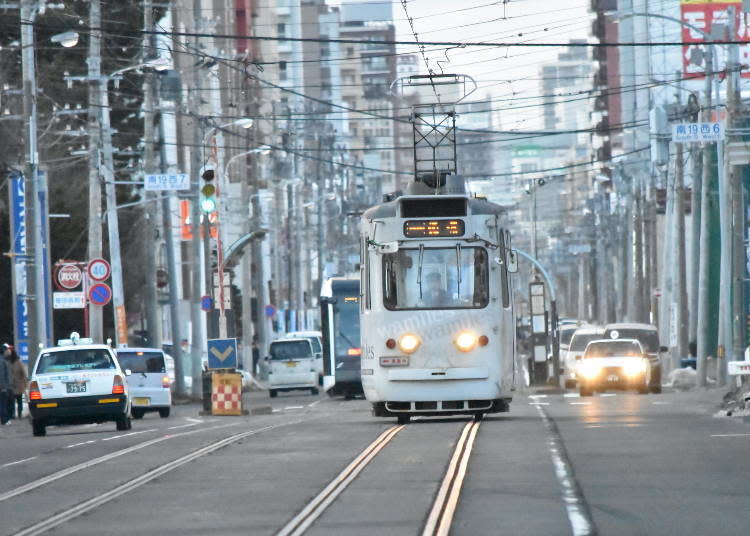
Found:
<box><xmin>28</xmin><ymin>333</ymin><xmax>132</xmax><ymax>437</ymax></box>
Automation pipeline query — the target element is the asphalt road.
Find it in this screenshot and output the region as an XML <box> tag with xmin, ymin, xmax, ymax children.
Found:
<box><xmin>0</xmin><ymin>386</ymin><xmax>748</xmax><ymax>535</ymax></box>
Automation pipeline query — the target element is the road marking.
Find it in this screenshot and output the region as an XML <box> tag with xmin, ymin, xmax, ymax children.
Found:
<box><xmin>278</xmin><ymin>425</ymin><xmax>404</xmax><ymax>536</ymax></box>
<box><xmin>102</xmin><ymin>429</ymin><xmax>157</xmax><ymax>441</ymax></box>
<box><xmin>284</xmin><ymin>406</ymin><xmax>304</xmax><ymax>410</ymax></box>
<box><xmin>529</xmin><ymin>402</ymin><xmax>550</xmax><ymax>406</ymax></box>
<box><xmin>711</xmin><ymin>433</ymin><xmax>750</xmax><ymax>437</ymax></box>
<box><xmin>652</xmin><ymin>401</ymin><xmax>671</xmax><ymax>405</ymax></box>
<box><xmin>599</xmin><ymin>393</ymin><xmax>616</xmax><ymax>397</ymax></box>
<box><xmin>0</xmin><ymin>422</ymin><xmax>238</xmax><ymax>504</ymax></box>
<box><xmin>15</xmin><ymin>419</ymin><xmax>307</xmax><ymax>536</ymax></box>
<box><xmin>65</xmin><ymin>440</ymin><xmax>96</xmax><ymax>449</ymax></box>
<box><xmin>423</xmin><ymin>420</ymin><xmax>481</xmax><ymax>536</ymax></box>
<box><xmin>570</xmin><ymin>402</ymin><xmax>591</xmax><ymax>406</ymax></box>
<box><xmin>585</xmin><ymin>424</ymin><xmax>642</xmax><ymax>429</ymax></box>
<box><xmin>564</xmin><ymin>393</ymin><xmax>580</xmax><ymax>398</ymax></box>
<box><xmin>307</xmin><ymin>400</ymin><xmax>321</xmax><ymax>408</ymax></box>
<box><xmin>1</xmin><ymin>457</ymin><xmax>37</xmax><ymax>468</ymax></box>
<box><xmin>166</xmin><ymin>423</ymin><xmax>199</xmax><ymax>430</ymax></box>
<box><xmin>535</xmin><ymin>406</ymin><xmax>596</xmax><ymax>536</ymax></box>
<box><xmin>185</xmin><ymin>418</ymin><xmax>203</xmax><ymax>423</ymax></box>
<box><xmin>529</xmin><ymin>394</ymin><xmax>548</xmax><ymax>399</ymax></box>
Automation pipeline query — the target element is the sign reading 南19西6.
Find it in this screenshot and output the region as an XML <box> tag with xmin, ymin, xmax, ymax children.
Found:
<box><xmin>671</xmin><ymin>122</ymin><xmax>724</xmax><ymax>143</ymax></box>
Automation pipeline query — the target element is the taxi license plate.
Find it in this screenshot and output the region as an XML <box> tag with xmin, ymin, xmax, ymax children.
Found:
<box><xmin>285</xmin><ymin>361</ymin><xmax>297</xmax><ymax>368</ymax></box>
<box><xmin>132</xmin><ymin>397</ymin><xmax>150</xmax><ymax>406</ymax></box>
<box><xmin>66</xmin><ymin>382</ymin><xmax>87</xmax><ymax>394</ymax></box>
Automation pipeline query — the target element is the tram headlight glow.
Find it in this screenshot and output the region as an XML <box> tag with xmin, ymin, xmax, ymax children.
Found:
<box><xmin>454</xmin><ymin>331</ymin><xmax>478</xmax><ymax>353</ymax></box>
<box><xmin>397</xmin><ymin>333</ymin><xmax>421</xmax><ymax>354</ymax></box>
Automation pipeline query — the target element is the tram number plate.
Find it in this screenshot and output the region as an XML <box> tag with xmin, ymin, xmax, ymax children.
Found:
<box><xmin>380</xmin><ymin>356</ymin><xmax>409</xmax><ymax>367</ymax></box>
<box><xmin>66</xmin><ymin>382</ymin><xmax>87</xmax><ymax>394</ymax></box>
<box><xmin>607</xmin><ymin>374</ymin><xmax>619</xmax><ymax>382</ymax></box>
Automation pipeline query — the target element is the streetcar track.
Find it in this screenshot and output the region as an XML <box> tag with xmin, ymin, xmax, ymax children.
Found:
<box><xmin>277</xmin><ymin>425</ymin><xmax>405</xmax><ymax>536</ymax></box>
<box><xmin>422</xmin><ymin>420</ymin><xmax>481</xmax><ymax>536</ymax></box>
<box><xmin>0</xmin><ymin>421</ymin><xmax>239</xmax><ymax>504</ymax></box>
<box><xmin>15</xmin><ymin>419</ymin><xmax>307</xmax><ymax>536</ymax></box>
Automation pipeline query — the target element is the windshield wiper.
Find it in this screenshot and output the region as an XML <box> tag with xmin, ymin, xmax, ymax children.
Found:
<box><xmin>456</xmin><ymin>244</ymin><xmax>462</xmax><ymax>297</ymax></box>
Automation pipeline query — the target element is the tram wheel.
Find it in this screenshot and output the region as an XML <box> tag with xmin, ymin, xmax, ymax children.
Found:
<box><xmin>397</xmin><ymin>415</ymin><xmax>411</xmax><ymax>425</ymax></box>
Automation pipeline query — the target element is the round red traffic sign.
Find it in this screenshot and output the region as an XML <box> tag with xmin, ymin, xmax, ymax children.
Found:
<box><xmin>56</xmin><ymin>264</ymin><xmax>83</xmax><ymax>290</ymax></box>
<box><xmin>87</xmin><ymin>258</ymin><xmax>111</xmax><ymax>282</ymax></box>
<box><xmin>89</xmin><ymin>283</ymin><xmax>112</xmax><ymax>306</ymax></box>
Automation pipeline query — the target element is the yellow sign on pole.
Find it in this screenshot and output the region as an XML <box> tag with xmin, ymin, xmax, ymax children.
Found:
<box><xmin>211</xmin><ymin>372</ymin><xmax>243</xmax><ymax>416</ymax></box>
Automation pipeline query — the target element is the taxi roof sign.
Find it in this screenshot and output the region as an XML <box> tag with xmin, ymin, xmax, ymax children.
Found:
<box><xmin>57</xmin><ymin>331</ymin><xmax>94</xmax><ymax>346</ymax></box>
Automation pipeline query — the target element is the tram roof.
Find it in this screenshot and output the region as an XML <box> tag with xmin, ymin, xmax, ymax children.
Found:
<box><xmin>362</xmin><ymin>193</ymin><xmax>505</xmax><ymax>220</ymax></box>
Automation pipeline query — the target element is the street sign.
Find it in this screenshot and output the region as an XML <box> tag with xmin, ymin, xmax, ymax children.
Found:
<box><xmin>53</xmin><ymin>291</ymin><xmax>86</xmax><ymax>309</ymax></box>
<box><xmin>207</xmin><ymin>338</ymin><xmax>238</xmax><ymax>370</ymax></box>
<box><xmin>89</xmin><ymin>283</ymin><xmax>112</xmax><ymax>306</ymax></box>
<box><xmin>56</xmin><ymin>264</ymin><xmax>83</xmax><ymax>290</ymax></box>
<box><xmin>201</xmin><ymin>295</ymin><xmax>213</xmax><ymax>312</ymax></box>
<box><xmin>671</xmin><ymin>122</ymin><xmax>724</xmax><ymax>143</ymax></box>
<box><xmin>156</xmin><ymin>269</ymin><xmax>168</xmax><ymax>288</ymax></box>
<box><xmin>87</xmin><ymin>258</ymin><xmax>111</xmax><ymax>282</ymax></box>
<box><xmin>144</xmin><ymin>173</ymin><xmax>189</xmax><ymax>191</ymax></box>
<box><xmin>264</xmin><ymin>304</ymin><xmax>276</xmax><ymax>318</ymax></box>
<box><xmin>728</xmin><ymin>361</ymin><xmax>750</xmax><ymax>376</ymax></box>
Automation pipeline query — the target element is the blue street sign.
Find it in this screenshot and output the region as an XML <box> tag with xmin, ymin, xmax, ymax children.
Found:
<box><xmin>201</xmin><ymin>295</ymin><xmax>213</xmax><ymax>312</ymax></box>
<box><xmin>9</xmin><ymin>173</ymin><xmax>29</xmax><ymax>362</ymax></box>
<box><xmin>207</xmin><ymin>338</ymin><xmax>238</xmax><ymax>370</ymax></box>
<box><xmin>89</xmin><ymin>283</ymin><xmax>112</xmax><ymax>306</ymax></box>
<box><xmin>264</xmin><ymin>304</ymin><xmax>276</xmax><ymax>318</ymax></box>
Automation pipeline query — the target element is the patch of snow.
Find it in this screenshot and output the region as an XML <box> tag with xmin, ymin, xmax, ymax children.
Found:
<box><xmin>668</xmin><ymin>367</ymin><xmax>697</xmax><ymax>390</ymax></box>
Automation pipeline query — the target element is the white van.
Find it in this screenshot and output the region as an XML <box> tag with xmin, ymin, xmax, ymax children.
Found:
<box><xmin>116</xmin><ymin>348</ymin><xmax>172</xmax><ymax>418</ymax></box>
<box><xmin>286</xmin><ymin>330</ymin><xmax>323</xmax><ymax>384</ymax></box>
<box><xmin>266</xmin><ymin>338</ymin><xmax>319</xmax><ymax>398</ymax></box>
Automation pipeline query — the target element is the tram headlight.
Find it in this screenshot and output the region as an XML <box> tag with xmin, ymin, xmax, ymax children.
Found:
<box><xmin>454</xmin><ymin>331</ymin><xmax>478</xmax><ymax>353</ymax></box>
<box><xmin>398</xmin><ymin>333</ymin><xmax>421</xmax><ymax>354</ymax></box>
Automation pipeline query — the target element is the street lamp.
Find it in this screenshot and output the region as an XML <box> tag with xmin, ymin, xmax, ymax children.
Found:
<box><xmin>50</xmin><ymin>31</ymin><xmax>79</xmax><ymax>48</ymax></box>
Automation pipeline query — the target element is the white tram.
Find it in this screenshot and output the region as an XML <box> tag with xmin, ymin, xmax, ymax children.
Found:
<box><xmin>359</xmin><ymin>176</ymin><xmax>517</xmax><ymax>423</ymax></box>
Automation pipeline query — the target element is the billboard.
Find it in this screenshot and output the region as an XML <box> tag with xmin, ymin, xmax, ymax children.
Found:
<box><xmin>8</xmin><ymin>173</ymin><xmax>29</xmax><ymax>361</ymax></box>
<box><xmin>681</xmin><ymin>0</ymin><xmax>750</xmax><ymax>78</ymax></box>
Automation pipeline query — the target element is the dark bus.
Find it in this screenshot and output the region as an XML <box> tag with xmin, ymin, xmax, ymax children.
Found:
<box><xmin>320</xmin><ymin>277</ymin><xmax>362</xmax><ymax>398</ymax></box>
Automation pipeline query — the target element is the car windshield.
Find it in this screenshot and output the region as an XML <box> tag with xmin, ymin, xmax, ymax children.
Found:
<box><xmin>116</xmin><ymin>351</ymin><xmax>166</xmax><ymax>374</ymax></box>
<box><xmin>606</xmin><ymin>329</ymin><xmax>660</xmax><ymax>353</ymax></box>
<box><xmin>270</xmin><ymin>340</ymin><xmax>313</xmax><ymax>360</ymax></box>
<box><xmin>584</xmin><ymin>340</ymin><xmax>643</xmax><ymax>358</ymax></box>
<box><xmin>383</xmin><ymin>247</ymin><xmax>489</xmax><ymax>310</ymax></box>
<box><xmin>560</xmin><ymin>328</ymin><xmax>577</xmax><ymax>346</ymax></box>
<box><xmin>36</xmin><ymin>349</ymin><xmax>116</xmax><ymax>373</ymax></box>
<box><xmin>569</xmin><ymin>333</ymin><xmax>602</xmax><ymax>351</ymax></box>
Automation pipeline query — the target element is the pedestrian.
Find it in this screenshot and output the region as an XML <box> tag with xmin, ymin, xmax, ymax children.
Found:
<box><xmin>5</xmin><ymin>345</ymin><xmax>26</xmax><ymax>419</ymax></box>
<box><xmin>0</xmin><ymin>345</ymin><xmax>12</xmax><ymax>425</ymax></box>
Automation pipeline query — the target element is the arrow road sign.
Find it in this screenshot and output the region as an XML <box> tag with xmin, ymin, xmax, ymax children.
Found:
<box><xmin>89</xmin><ymin>283</ymin><xmax>112</xmax><ymax>306</ymax></box>
<box><xmin>207</xmin><ymin>338</ymin><xmax>238</xmax><ymax>370</ymax></box>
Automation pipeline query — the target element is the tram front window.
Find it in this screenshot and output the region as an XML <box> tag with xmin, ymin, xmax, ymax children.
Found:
<box><xmin>383</xmin><ymin>247</ymin><xmax>489</xmax><ymax>310</ymax></box>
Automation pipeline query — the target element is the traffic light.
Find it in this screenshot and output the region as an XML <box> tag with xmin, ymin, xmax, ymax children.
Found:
<box><xmin>200</xmin><ymin>166</ymin><xmax>216</xmax><ymax>214</ymax></box>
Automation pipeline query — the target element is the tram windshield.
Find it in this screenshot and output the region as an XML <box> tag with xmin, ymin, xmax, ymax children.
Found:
<box><xmin>383</xmin><ymin>247</ymin><xmax>489</xmax><ymax>310</ymax></box>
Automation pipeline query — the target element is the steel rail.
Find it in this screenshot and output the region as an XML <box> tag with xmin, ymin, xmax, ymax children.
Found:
<box><xmin>14</xmin><ymin>419</ymin><xmax>307</xmax><ymax>536</ymax></box>
<box><xmin>422</xmin><ymin>419</ymin><xmax>481</xmax><ymax>536</ymax></box>
<box><xmin>277</xmin><ymin>425</ymin><xmax>405</xmax><ymax>536</ymax></box>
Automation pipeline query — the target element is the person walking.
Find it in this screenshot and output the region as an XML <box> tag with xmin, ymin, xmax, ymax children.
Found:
<box><xmin>0</xmin><ymin>346</ymin><xmax>12</xmax><ymax>425</ymax></box>
<box><xmin>5</xmin><ymin>346</ymin><xmax>26</xmax><ymax>419</ymax></box>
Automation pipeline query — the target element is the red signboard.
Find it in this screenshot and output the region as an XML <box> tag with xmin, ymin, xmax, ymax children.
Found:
<box><xmin>681</xmin><ymin>0</ymin><xmax>750</xmax><ymax>78</ymax></box>
<box><xmin>55</xmin><ymin>264</ymin><xmax>83</xmax><ymax>290</ymax></box>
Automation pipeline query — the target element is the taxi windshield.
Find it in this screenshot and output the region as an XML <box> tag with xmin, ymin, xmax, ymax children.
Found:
<box><xmin>36</xmin><ymin>349</ymin><xmax>116</xmax><ymax>373</ymax></box>
<box><xmin>584</xmin><ymin>340</ymin><xmax>643</xmax><ymax>359</ymax></box>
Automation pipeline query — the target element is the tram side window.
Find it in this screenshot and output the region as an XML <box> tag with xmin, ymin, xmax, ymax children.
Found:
<box><xmin>382</xmin><ymin>247</ymin><xmax>489</xmax><ymax>310</ymax></box>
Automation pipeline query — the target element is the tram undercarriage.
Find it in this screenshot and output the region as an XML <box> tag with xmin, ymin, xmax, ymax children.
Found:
<box><xmin>371</xmin><ymin>398</ymin><xmax>511</xmax><ymax>419</ymax></box>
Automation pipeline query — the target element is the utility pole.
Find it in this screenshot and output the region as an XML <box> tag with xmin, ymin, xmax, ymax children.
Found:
<box><xmin>142</xmin><ymin>0</ymin><xmax>161</xmax><ymax>349</ymax></box>
<box><xmin>673</xmin><ymin>141</ymin><xmax>688</xmax><ymax>368</ymax></box>
<box><xmin>87</xmin><ymin>0</ymin><xmax>104</xmax><ymax>342</ymax></box>
<box><xmin>189</xmin><ymin>0</ymin><xmax>206</xmax><ymax>397</ymax></box>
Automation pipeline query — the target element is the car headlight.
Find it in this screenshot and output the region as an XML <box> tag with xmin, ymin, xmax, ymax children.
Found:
<box><xmin>454</xmin><ymin>331</ymin><xmax>478</xmax><ymax>352</ymax></box>
<box><xmin>398</xmin><ymin>333</ymin><xmax>421</xmax><ymax>354</ymax></box>
<box><xmin>578</xmin><ymin>361</ymin><xmax>601</xmax><ymax>379</ymax></box>
<box><xmin>623</xmin><ymin>359</ymin><xmax>648</xmax><ymax>377</ymax></box>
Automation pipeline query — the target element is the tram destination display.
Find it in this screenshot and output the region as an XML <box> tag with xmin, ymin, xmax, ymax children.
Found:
<box><xmin>403</xmin><ymin>219</ymin><xmax>465</xmax><ymax>238</ymax></box>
